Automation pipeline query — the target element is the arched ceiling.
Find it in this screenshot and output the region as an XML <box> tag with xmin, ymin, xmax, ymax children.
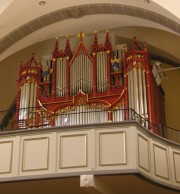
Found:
<box><xmin>0</xmin><ymin>0</ymin><xmax>180</xmax><ymax>63</ymax></box>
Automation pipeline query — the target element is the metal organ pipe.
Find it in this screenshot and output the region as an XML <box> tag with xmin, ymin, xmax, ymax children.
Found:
<box><xmin>76</xmin><ymin>57</ymin><xmax>79</xmax><ymax>94</ymax></box>
<box><xmin>29</xmin><ymin>83</ymin><xmax>34</xmax><ymax>109</ymax></box>
<box><xmin>82</xmin><ymin>55</ymin><xmax>84</xmax><ymax>92</ymax></box>
<box><xmin>130</xmin><ymin>70</ymin><xmax>134</xmax><ymax>110</ymax></box>
<box><xmin>18</xmin><ymin>79</ymin><xmax>38</xmax><ymax>123</ymax></box>
<box><xmin>63</xmin><ymin>58</ymin><xmax>66</xmax><ymax>96</ymax></box>
<box><xmin>142</xmin><ymin>70</ymin><xmax>148</xmax><ymax>118</ymax></box>
<box><xmin>138</xmin><ymin>68</ymin><xmax>144</xmax><ymax>116</ymax></box>
<box><xmin>98</xmin><ymin>53</ymin><xmax>101</xmax><ymax>92</ymax></box>
<box><xmin>86</xmin><ymin>55</ymin><xmax>88</xmax><ymax>93</ymax></box>
<box><xmin>70</xmin><ymin>59</ymin><xmax>73</xmax><ymax>95</ymax></box>
<box><xmin>103</xmin><ymin>52</ymin><xmax>106</xmax><ymax>92</ymax></box>
<box><xmin>22</xmin><ymin>84</ymin><xmax>26</xmax><ymax>119</ymax></box>
<box><xmin>55</xmin><ymin>105</ymin><xmax>109</xmax><ymax>127</ymax></box>
<box><xmin>96</xmin><ymin>53</ymin><xmax>99</xmax><ymax>92</ymax></box>
<box><xmin>79</xmin><ymin>55</ymin><xmax>82</xmax><ymax>92</ymax></box>
<box><xmin>127</xmin><ymin>71</ymin><xmax>131</xmax><ymax>109</ymax></box>
<box><xmin>24</xmin><ymin>84</ymin><xmax>27</xmax><ymax>118</ymax></box>
<box><xmin>56</xmin><ymin>59</ymin><xmax>60</xmax><ymax>96</ymax></box>
<box><xmin>19</xmin><ymin>84</ymin><xmax>24</xmax><ymax>119</ymax></box>
<box><xmin>133</xmin><ymin>68</ymin><xmax>139</xmax><ymax>113</ymax></box>
<box><xmin>97</xmin><ymin>52</ymin><xmax>102</xmax><ymax>92</ymax></box>
<box><xmin>70</xmin><ymin>54</ymin><xmax>93</xmax><ymax>95</ymax></box>
<box><xmin>89</xmin><ymin>57</ymin><xmax>92</xmax><ymax>93</ymax></box>
<box><xmin>96</xmin><ymin>51</ymin><xmax>108</xmax><ymax>93</ymax></box>
<box><xmin>29</xmin><ymin>83</ymin><xmax>34</xmax><ymax>120</ymax></box>
<box><xmin>85</xmin><ymin>55</ymin><xmax>88</xmax><ymax>93</ymax></box>
<box><xmin>86</xmin><ymin>56</ymin><xmax>89</xmax><ymax>93</ymax></box>
<box><xmin>112</xmin><ymin>105</ymin><xmax>125</xmax><ymax>122</ymax></box>
<box><xmin>78</xmin><ymin>56</ymin><xmax>80</xmax><ymax>93</ymax></box>
<box><xmin>56</xmin><ymin>58</ymin><xmax>66</xmax><ymax>97</ymax></box>
<box><xmin>59</xmin><ymin>58</ymin><xmax>62</xmax><ymax>97</ymax></box>
<box><xmin>104</xmin><ymin>52</ymin><xmax>107</xmax><ymax>92</ymax></box>
<box><xmin>33</xmin><ymin>83</ymin><xmax>37</xmax><ymax>108</ymax></box>
<box><xmin>101</xmin><ymin>52</ymin><xmax>104</xmax><ymax>92</ymax></box>
<box><xmin>21</xmin><ymin>85</ymin><xmax>24</xmax><ymax>119</ymax></box>
<box><xmin>25</xmin><ymin>83</ymin><xmax>29</xmax><ymax>118</ymax></box>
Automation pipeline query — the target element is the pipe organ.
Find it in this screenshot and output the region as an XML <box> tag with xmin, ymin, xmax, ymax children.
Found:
<box><xmin>13</xmin><ymin>31</ymin><xmax>165</xmax><ymax>136</ymax></box>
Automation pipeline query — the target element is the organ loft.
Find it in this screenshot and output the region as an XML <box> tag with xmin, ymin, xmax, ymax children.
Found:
<box><xmin>13</xmin><ymin>31</ymin><xmax>165</xmax><ymax>136</ymax></box>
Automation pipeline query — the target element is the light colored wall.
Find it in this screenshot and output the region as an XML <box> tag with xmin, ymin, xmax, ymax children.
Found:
<box><xmin>161</xmin><ymin>64</ymin><xmax>180</xmax><ymax>129</ymax></box>
<box><xmin>0</xmin><ymin>38</ymin><xmax>54</xmax><ymax>111</ymax></box>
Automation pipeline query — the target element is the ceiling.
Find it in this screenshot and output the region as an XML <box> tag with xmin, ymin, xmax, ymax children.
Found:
<box><xmin>0</xmin><ymin>0</ymin><xmax>180</xmax><ymax>63</ymax></box>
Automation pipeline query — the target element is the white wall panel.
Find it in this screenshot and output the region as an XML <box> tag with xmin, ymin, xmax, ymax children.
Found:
<box><xmin>0</xmin><ymin>124</ymin><xmax>179</xmax><ymax>190</ymax></box>
<box><xmin>22</xmin><ymin>137</ymin><xmax>49</xmax><ymax>172</ymax></box>
<box><xmin>173</xmin><ymin>151</ymin><xmax>180</xmax><ymax>183</ymax></box>
<box><xmin>0</xmin><ymin>141</ymin><xmax>13</xmax><ymax>174</ymax></box>
<box><xmin>137</xmin><ymin>134</ymin><xmax>150</xmax><ymax>172</ymax></box>
<box><xmin>152</xmin><ymin>142</ymin><xmax>170</xmax><ymax>181</ymax></box>
<box><xmin>59</xmin><ymin>134</ymin><xmax>87</xmax><ymax>169</ymax></box>
<box><xmin>19</xmin><ymin>133</ymin><xmax>56</xmax><ymax>176</ymax></box>
<box><xmin>99</xmin><ymin>131</ymin><xmax>126</xmax><ymax>166</ymax></box>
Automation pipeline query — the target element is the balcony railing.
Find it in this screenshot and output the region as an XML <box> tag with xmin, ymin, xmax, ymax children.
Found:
<box><xmin>0</xmin><ymin>107</ymin><xmax>180</xmax><ymax>144</ymax></box>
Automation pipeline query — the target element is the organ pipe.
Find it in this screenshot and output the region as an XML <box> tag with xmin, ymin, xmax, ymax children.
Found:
<box><xmin>55</xmin><ymin>106</ymin><xmax>108</xmax><ymax>127</ymax></box>
<box><xmin>70</xmin><ymin>54</ymin><xmax>93</xmax><ymax>96</ymax></box>
<box><xmin>133</xmin><ymin>69</ymin><xmax>139</xmax><ymax>113</ymax></box>
<box><xmin>142</xmin><ymin>70</ymin><xmax>147</xmax><ymax>117</ymax></box>
<box><xmin>96</xmin><ymin>51</ymin><xmax>108</xmax><ymax>92</ymax></box>
<box><xmin>138</xmin><ymin>68</ymin><xmax>144</xmax><ymax>116</ymax></box>
<box><xmin>56</xmin><ymin>58</ymin><xmax>66</xmax><ymax>97</ymax></box>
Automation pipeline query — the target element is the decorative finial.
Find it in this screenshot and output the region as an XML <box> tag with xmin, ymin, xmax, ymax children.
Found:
<box><xmin>38</xmin><ymin>58</ymin><xmax>41</xmax><ymax>66</ymax></box>
<box><xmin>20</xmin><ymin>60</ymin><xmax>23</xmax><ymax>68</ymax></box>
<box><xmin>64</xmin><ymin>34</ymin><xmax>72</xmax><ymax>58</ymax></box>
<box><xmin>77</xmin><ymin>32</ymin><xmax>85</xmax><ymax>41</ymax></box>
<box><xmin>144</xmin><ymin>42</ymin><xmax>147</xmax><ymax>51</ymax></box>
<box><xmin>54</xmin><ymin>37</ymin><xmax>59</xmax><ymax>52</ymax></box>
<box><xmin>92</xmin><ymin>30</ymin><xmax>99</xmax><ymax>53</ymax></box>
<box><xmin>104</xmin><ymin>30</ymin><xmax>112</xmax><ymax>51</ymax></box>
<box><xmin>133</xmin><ymin>36</ymin><xmax>137</xmax><ymax>43</ymax></box>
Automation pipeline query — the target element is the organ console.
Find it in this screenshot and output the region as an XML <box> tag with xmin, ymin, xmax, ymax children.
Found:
<box><xmin>13</xmin><ymin>31</ymin><xmax>165</xmax><ymax>136</ymax></box>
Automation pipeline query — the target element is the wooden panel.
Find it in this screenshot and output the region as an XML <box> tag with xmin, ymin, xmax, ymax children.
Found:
<box><xmin>153</xmin><ymin>144</ymin><xmax>169</xmax><ymax>180</ymax></box>
<box><xmin>59</xmin><ymin>134</ymin><xmax>87</xmax><ymax>168</ymax></box>
<box><xmin>0</xmin><ymin>141</ymin><xmax>13</xmax><ymax>174</ymax></box>
<box><xmin>99</xmin><ymin>131</ymin><xmax>126</xmax><ymax>166</ymax></box>
<box><xmin>173</xmin><ymin>151</ymin><xmax>180</xmax><ymax>183</ymax></box>
<box><xmin>138</xmin><ymin>134</ymin><xmax>150</xmax><ymax>172</ymax></box>
<box><xmin>22</xmin><ymin>137</ymin><xmax>49</xmax><ymax>171</ymax></box>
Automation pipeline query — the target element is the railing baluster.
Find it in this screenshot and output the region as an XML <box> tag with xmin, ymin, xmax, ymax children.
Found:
<box><xmin>0</xmin><ymin>107</ymin><xmax>179</xmax><ymax>144</ymax></box>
